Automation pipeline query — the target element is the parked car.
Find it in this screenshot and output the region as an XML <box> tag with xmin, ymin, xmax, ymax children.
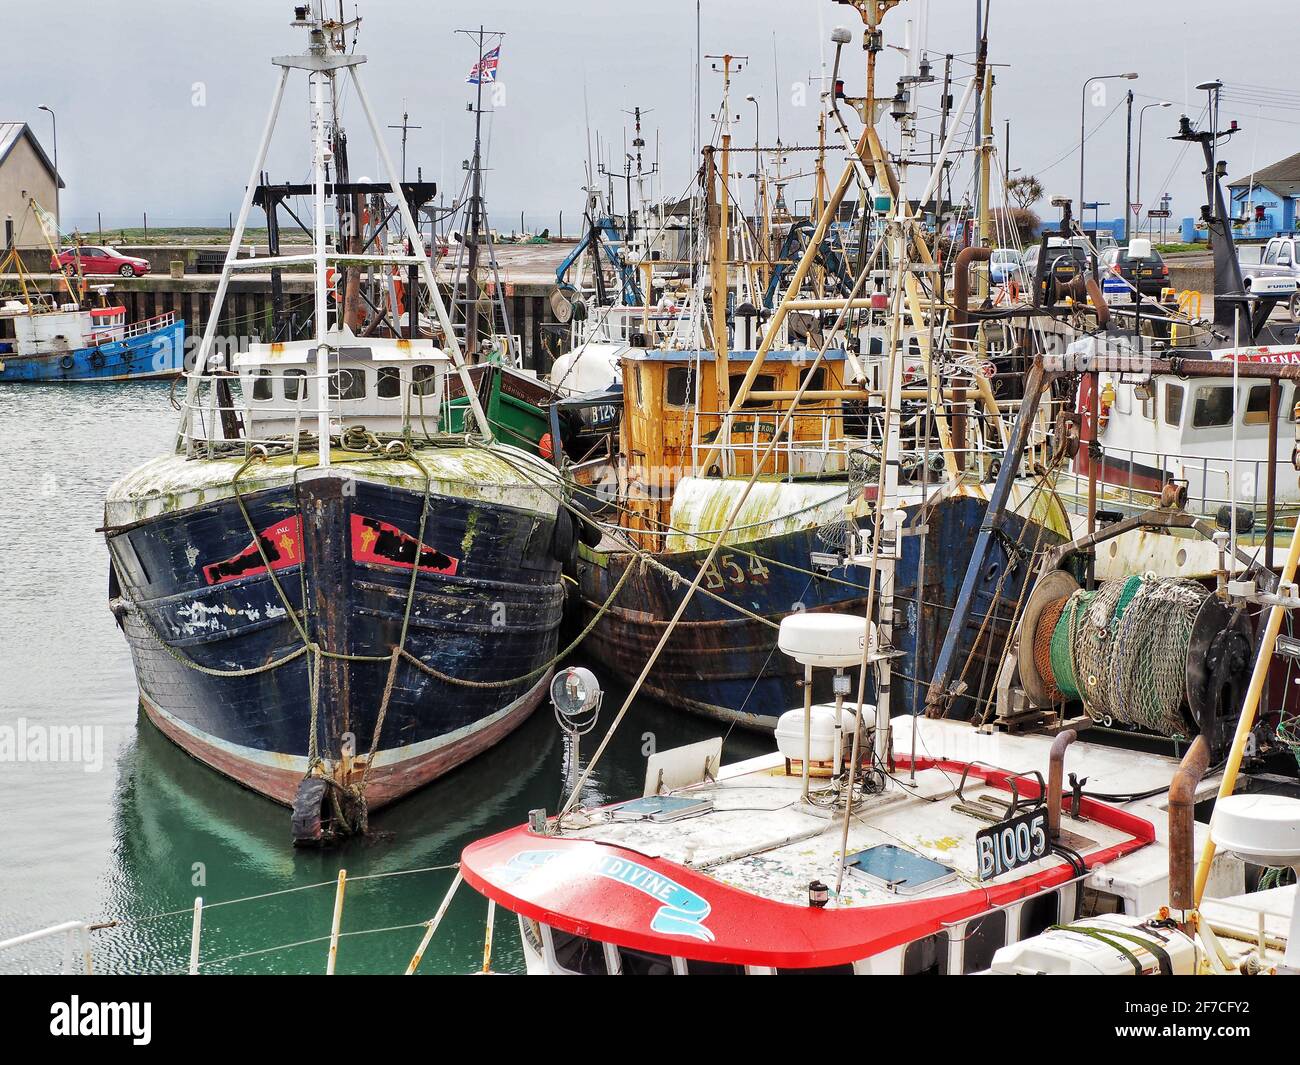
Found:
<box><xmin>51</xmin><ymin>246</ymin><xmax>151</xmax><ymax>278</ymax></box>
<box><xmin>1021</xmin><ymin>240</ymin><xmax>1088</xmax><ymax>300</ymax></box>
<box><xmin>1242</xmin><ymin>235</ymin><xmax>1300</xmax><ymax>319</ymax></box>
<box><xmin>1099</xmin><ymin>244</ymin><xmax>1170</xmax><ymax>298</ymax></box>
<box><xmin>989</xmin><ymin>248</ymin><xmax>1023</xmax><ymax>285</ymax></box>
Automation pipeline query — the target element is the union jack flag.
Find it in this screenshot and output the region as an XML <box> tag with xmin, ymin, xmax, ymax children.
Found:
<box><xmin>466</xmin><ymin>46</ymin><xmax>500</xmax><ymax>85</ymax></box>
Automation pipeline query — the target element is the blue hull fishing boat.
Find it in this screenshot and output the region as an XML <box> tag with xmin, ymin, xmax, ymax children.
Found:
<box><xmin>0</xmin><ymin>198</ymin><xmax>185</xmax><ymax>383</ymax></box>
<box><xmin>579</xmin><ymin>483</ymin><xmax>1067</xmax><ymax>728</ymax></box>
<box><xmin>103</xmin><ymin>6</ymin><xmax>568</xmax><ymax>842</ymax></box>
<box><xmin>0</xmin><ymin>303</ymin><xmax>185</xmax><ymax>382</ymax></box>
<box><xmin>107</xmin><ymin>449</ymin><xmax>565</xmax><ymax>811</ymax></box>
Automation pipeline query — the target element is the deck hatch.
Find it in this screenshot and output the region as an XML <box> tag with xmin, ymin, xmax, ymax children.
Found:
<box><xmin>607</xmin><ymin>795</ymin><xmax>714</xmax><ymax>823</ymax></box>
<box><xmin>844</xmin><ymin>845</ymin><xmax>958</xmax><ymax>896</ymax></box>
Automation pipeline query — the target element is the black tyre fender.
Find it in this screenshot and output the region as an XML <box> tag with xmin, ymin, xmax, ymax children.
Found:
<box><xmin>88</xmin><ymin>349</ymin><xmax>106</xmax><ymax>369</ymax></box>
<box><xmin>569</xmin><ymin>495</ymin><xmax>604</xmax><ymax>548</ymax></box>
<box><xmin>59</xmin><ymin>354</ymin><xmax>76</xmax><ymax>371</ymax></box>
<box><xmin>550</xmin><ymin>507</ymin><xmax>577</xmax><ymax>564</ymax></box>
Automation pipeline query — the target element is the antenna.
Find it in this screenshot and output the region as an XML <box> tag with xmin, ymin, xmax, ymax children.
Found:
<box><xmin>387</xmin><ymin>108</ymin><xmax>422</xmax><ymax>182</ymax></box>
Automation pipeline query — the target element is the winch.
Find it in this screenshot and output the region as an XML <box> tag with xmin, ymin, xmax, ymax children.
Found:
<box><xmin>1014</xmin><ymin>569</ymin><xmax>1253</xmax><ymax>760</ymax></box>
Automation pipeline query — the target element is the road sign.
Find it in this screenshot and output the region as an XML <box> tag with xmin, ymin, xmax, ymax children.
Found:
<box><xmin>1131</xmin><ymin>202</ymin><xmax>1142</xmax><ymax>215</ymax></box>
<box><xmin>1148</xmin><ymin>209</ymin><xmax>1171</xmax><ymax>219</ymax></box>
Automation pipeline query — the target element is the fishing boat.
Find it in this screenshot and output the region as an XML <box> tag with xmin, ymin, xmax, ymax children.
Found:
<box><xmin>1042</xmin><ymin>102</ymin><xmax>1300</xmax><ymax>584</ymax></box>
<box><xmin>0</xmin><ymin>205</ymin><xmax>184</xmax><ymax>383</ymax></box>
<box><xmin>457</xmin><ymin>599</ymin><xmax>1258</xmax><ymax>974</ymax></box>
<box><xmin>556</xmin><ymin>13</ymin><xmax>1069</xmax><ymax>730</ymax></box>
<box><xmin>460</xmin><ymin>395</ymin><xmax>1300</xmax><ymax>973</ymax></box>
<box><xmin>102</xmin><ymin>4</ymin><xmax>569</xmax><ymax>842</ymax></box>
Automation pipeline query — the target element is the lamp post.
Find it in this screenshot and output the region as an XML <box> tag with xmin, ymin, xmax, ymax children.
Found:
<box><xmin>1079</xmin><ymin>73</ymin><xmax>1137</xmax><ymax>232</ymax></box>
<box><xmin>37</xmin><ymin>104</ymin><xmax>58</xmax><ymax>228</ymax></box>
<box><xmin>745</xmin><ymin>94</ymin><xmax>760</xmax><ymax>234</ymax></box>
<box><xmin>1137</xmin><ymin>101</ymin><xmax>1172</xmax><ymax>238</ymax></box>
<box><xmin>1124</xmin><ymin>90</ymin><xmax>1134</xmax><ymax>241</ymax></box>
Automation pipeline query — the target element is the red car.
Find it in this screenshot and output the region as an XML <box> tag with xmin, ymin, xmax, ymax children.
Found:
<box><xmin>52</xmin><ymin>246</ymin><xmax>151</xmax><ymax>278</ymax></box>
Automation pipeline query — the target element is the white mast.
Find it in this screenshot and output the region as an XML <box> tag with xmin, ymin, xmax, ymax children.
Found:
<box><xmin>309</xmin><ymin>33</ymin><xmax>332</xmax><ymax>467</ymax></box>
<box><xmin>177</xmin><ymin>1</ymin><xmax>492</xmax><ymax>463</ymax></box>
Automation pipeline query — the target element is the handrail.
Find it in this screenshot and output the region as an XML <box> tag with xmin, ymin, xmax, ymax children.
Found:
<box><xmin>0</xmin><ymin>920</ymin><xmax>95</xmax><ymax>974</ymax></box>
<box><xmin>1059</xmin><ymin>442</ymin><xmax>1299</xmax><ymax>515</ymax></box>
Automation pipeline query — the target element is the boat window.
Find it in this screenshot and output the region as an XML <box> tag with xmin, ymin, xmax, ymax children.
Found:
<box><xmin>376</xmin><ymin>366</ymin><xmax>402</xmax><ymax>399</ymax></box>
<box><xmin>729</xmin><ymin>373</ymin><xmax>776</xmax><ymax>410</ymax></box>
<box><xmin>960</xmin><ymin>910</ymin><xmax>1007</xmax><ymax>974</ymax></box>
<box><xmin>1192</xmin><ymin>385</ymin><xmax>1234</xmax><ymax>428</ymax></box>
<box><xmin>283</xmin><ymin>368</ymin><xmax>307</xmax><ymax>401</ymax></box>
<box><xmin>329</xmin><ymin>367</ymin><xmax>366</xmax><ymax>401</ymax></box>
<box><xmin>1019</xmin><ymin>891</ymin><xmax>1060</xmax><ymax>940</ymax></box>
<box><xmin>799</xmin><ymin>366</ymin><xmax>826</xmax><ymax>393</ymax></box>
<box><xmin>631</xmin><ymin>365</ymin><xmax>644</xmax><ymax>408</ymax></box>
<box><xmin>548</xmin><ymin>931</ymin><xmax>609</xmax><ymax>975</ymax></box>
<box><xmin>1163</xmin><ymin>382</ymin><xmax>1184</xmax><ymax>427</ymax></box>
<box><xmin>776</xmin><ymin>964</ymin><xmax>856</xmax><ymax>976</ymax></box>
<box><xmin>1244</xmin><ymin>384</ymin><xmax>1273</xmax><ymax>426</ymax></box>
<box><xmin>615</xmin><ymin>946</ymin><xmax>674</xmax><ymax>975</ymax></box>
<box><xmin>251</xmin><ymin>368</ymin><xmax>273</xmax><ymax>401</ymax></box>
<box><xmin>685</xmin><ymin>959</ymin><xmax>746</xmax><ymax>975</ymax></box>
<box><xmin>665</xmin><ymin>366</ymin><xmax>696</xmax><ymax>408</ymax></box>
<box><xmin>410</xmin><ymin>364</ymin><xmax>438</xmax><ymax>397</ymax></box>
<box><xmin>868</xmin><ymin>335</ymin><xmax>883</xmax><ymax>356</ymax></box>
<box><xmin>901</xmin><ymin>931</ymin><xmax>949</xmax><ymax>975</ymax></box>
<box><xmin>1083</xmin><ymin>888</ymin><xmax>1125</xmax><ymax>915</ymax></box>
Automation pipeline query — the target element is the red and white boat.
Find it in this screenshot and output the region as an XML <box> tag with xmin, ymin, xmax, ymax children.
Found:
<box><xmin>460</xmin><ymin>615</ymin><xmax>1249</xmax><ymax>975</ymax></box>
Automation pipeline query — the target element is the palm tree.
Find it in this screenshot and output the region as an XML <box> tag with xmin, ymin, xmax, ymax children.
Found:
<box><xmin>1007</xmin><ymin>175</ymin><xmax>1044</xmax><ymax>213</ymax></box>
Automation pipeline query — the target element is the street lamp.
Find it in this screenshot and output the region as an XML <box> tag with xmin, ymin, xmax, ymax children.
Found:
<box><xmin>37</xmin><ymin>104</ymin><xmax>58</xmax><ymax>227</ymax></box>
<box><xmin>745</xmin><ymin>94</ymin><xmax>761</xmax><ymax>233</ymax></box>
<box><xmin>1136</xmin><ymin>101</ymin><xmax>1172</xmax><ymax>237</ymax></box>
<box><xmin>1079</xmin><ymin>73</ymin><xmax>1137</xmax><ymax>233</ymax></box>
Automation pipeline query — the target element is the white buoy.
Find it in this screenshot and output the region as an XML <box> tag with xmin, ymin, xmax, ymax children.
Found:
<box><xmin>1212</xmin><ymin>793</ymin><xmax>1300</xmax><ymax>971</ymax></box>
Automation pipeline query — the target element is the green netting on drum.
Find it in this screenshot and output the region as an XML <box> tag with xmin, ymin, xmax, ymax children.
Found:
<box><xmin>1049</xmin><ymin>575</ymin><xmax>1204</xmax><ymax>737</ymax></box>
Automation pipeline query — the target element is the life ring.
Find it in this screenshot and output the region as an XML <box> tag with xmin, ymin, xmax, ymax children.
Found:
<box><xmin>59</xmin><ymin>354</ymin><xmax>75</xmax><ymax>371</ymax></box>
<box><xmin>89</xmin><ymin>350</ymin><xmax>106</xmax><ymax>369</ymax></box>
<box><xmin>538</xmin><ymin>432</ymin><xmax>554</xmax><ymax>461</ymax></box>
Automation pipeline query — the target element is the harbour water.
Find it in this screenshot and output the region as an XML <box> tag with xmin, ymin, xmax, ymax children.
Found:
<box><xmin>0</xmin><ymin>382</ymin><xmax>765</xmax><ymax>974</ymax></box>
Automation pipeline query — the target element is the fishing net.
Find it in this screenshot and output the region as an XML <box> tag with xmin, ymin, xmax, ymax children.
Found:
<box><xmin>817</xmin><ymin>445</ymin><xmax>879</xmax><ymax>552</ymax></box>
<box><xmin>1276</xmin><ymin>713</ymin><xmax>1300</xmax><ymax>771</ymax></box>
<box><xmin>1032</xmin><ymin>597</ymin><xmax>1067</xmax><ymax>703</ymax></box>
<box><xmin>1045</xmin><ymin>575</ymin><xmax>1205</xmax><ymax>738</ymax></box>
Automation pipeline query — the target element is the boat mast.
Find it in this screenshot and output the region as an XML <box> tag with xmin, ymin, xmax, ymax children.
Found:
<box><xmin>309</xmin><ymin>26</ymin><xmax>332</xmax><ymax>466</ymax></box>
<box><xmin>707</xmin><ymin>54</ymin><xmax>746</xmax><ymax>429</ymax></box>
<box><xmin>177</xmin><ymin>1</ymin><xmax>493</xmax><ymax>460</ymax></box>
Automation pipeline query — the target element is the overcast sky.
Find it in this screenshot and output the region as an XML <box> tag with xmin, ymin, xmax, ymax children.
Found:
<box><xmin>6</xmin><ymin>0</ymin><xmax>1298</xmax><ymax>233</ymax></box>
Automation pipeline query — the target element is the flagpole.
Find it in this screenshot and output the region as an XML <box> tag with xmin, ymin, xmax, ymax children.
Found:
<box><xmin>468</xmin><ymin>27</ymin><xmax>485</xmax><ymax>358</ymax></box>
